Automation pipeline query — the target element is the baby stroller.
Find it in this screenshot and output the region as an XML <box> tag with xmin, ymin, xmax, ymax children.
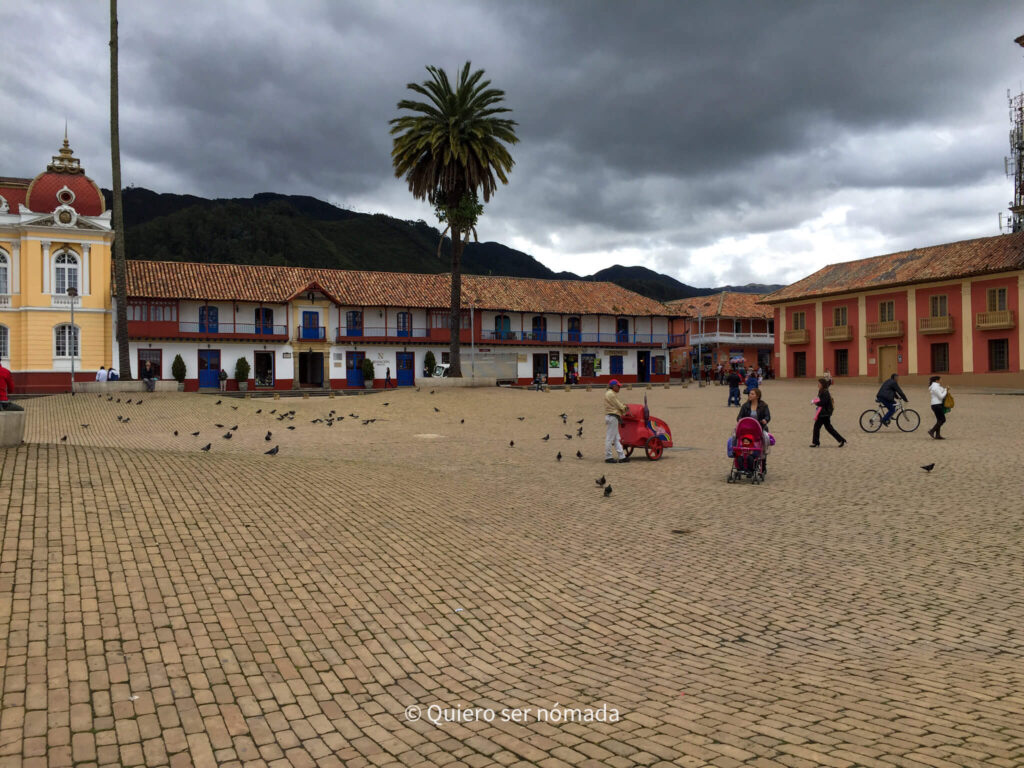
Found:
<box><xmin>727</xmin><ymin>416</ymin><xmax>770</xmax><ymax>484</ymax></box>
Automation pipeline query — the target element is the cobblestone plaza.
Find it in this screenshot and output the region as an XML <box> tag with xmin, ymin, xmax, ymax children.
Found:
<box><xmin>1</xmin><ymin>381</ymin><xmax>1022</xmax><ymax>767</ymax></box>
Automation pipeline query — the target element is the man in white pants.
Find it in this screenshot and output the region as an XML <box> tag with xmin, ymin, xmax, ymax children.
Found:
<box><xmin>604</xmin><ymin>379</ymin><xmax>630</xmax><ymax>464</ymax></box>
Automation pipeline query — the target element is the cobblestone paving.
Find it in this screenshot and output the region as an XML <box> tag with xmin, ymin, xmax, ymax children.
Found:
<box><xmin>1</xmin><ymin>381</ymin><xmax>1022</xmax><ymax>768</ymax></box>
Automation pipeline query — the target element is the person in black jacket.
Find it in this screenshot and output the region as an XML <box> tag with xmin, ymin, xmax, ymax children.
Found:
<box><xmin>875</xmin><ymin>373</ymin><xmax>908</xmax><ymax>426</ymax></box>
<box><xmin>737</xmin><ymin>388</ymin><xmax>770</xmax><ymax>427</ymax></box>
<box><xmin>811</xmin><ymin>378</ymin><xmax>846</xmax><ymax>447</ymax></box>
<box><xmin>725</xmin><ymin>370</ymin><xmax>742</xmax><ymax>406</ymax></box>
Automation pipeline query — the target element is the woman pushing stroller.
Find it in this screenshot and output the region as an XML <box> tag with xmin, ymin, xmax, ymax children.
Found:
<box><xmin>737</xmin><ymin>387</ymin><xmax>770</xmax><ymax>428</ymax></box>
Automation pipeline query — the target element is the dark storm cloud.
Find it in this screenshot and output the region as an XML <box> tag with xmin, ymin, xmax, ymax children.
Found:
<box><xmin>2</xmin><ymin>0</ymin><xmax>1021</xmax><ymax>286</ymax></box>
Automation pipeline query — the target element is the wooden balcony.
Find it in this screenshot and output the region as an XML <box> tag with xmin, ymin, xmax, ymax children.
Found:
<box><xmin>975</xmin><ymin>310</ymin><xmax>1015</xmax><ymax>330</ymax></box>
<box><xmin>823</xmin><ymin>325</ymin><xmax>852</xmax><ymax>342</ymax></box>
<box><xmin>865</xmin><ymin>320</ymin><xmax>904</xmax><ymax>339</ymax></box>
<box><xmin>783</xmin><ymin>328</ymin><xmax>809</xmax><ymax>345</ymax></box>
<box><xmin>918</xmin><ymin>316</ymin><xmax>954</xmax><ymax>335</ymax></box>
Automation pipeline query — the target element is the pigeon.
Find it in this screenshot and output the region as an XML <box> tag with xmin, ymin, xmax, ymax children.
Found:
<box><xmin>287</xmin><ymin>426</ymin><xmax>295</xmax><ymax>430</ymax></box>
<box><xmin>215</xmin><ymin>423</ymin><xmax>224</xmax><ymax>428</ymax></box>
<box><xmin>576</xmin><ymin>450</ymin><xmax>583</xmax><ymax>459</ymax></box>
<box><xmin>122</xmin><ymin>418</ymin><xmax>130</xmax><ymax>423</ymax></box>
<box><xmin>231</xmin><ymin>406</ymin><xmax>238</xmax><ymax>410</ymax></box>
<box><xmin>564</xmin><ymin>434</ymin><xmax>573</xmax><ymax>440</ymax></box>
<box><xmin>430</xmin><ymin>390</ymin><xmax>435</xmax><ymax>395</ymax></box>
<box><xmin>116</xmin><ymin>398</ymin><xmax>121</xmax><ymax>403</ymax></box>
<box><xmin>173</xmin><ymin>431</ymin><xmax>178</xmax><ymax>436</ymax></box>
<box><xmin>383</xmin><ymin>403</ymin><xmax>389</xmax><ymax>407</ymax></box>
<box><xmin>200</xmin><ymin>443</ymin><xmax>211</xmax><ymax>451</ymax></box>
<box><xmin>509</xmin><ymin>440</ymin><xmax>515</xmax><ymax>447</ymax></box>
<box><xmin>126</xmin><ymin>399</ymin><xmax>132</xmax><ymax>404</ymax></box>
<box><xmin>604</xmin><ymin>485</ymin><xmax>613</xmax><ymax>497</ymax></box>
<box><xmin>559</xmin><ymin>413</ymin><xmax>567</xmax><ymax>419</ymax></box>
<box><xmin>116</xmin><ymin>415</ymin><xmax>123</xmax><ymax>422</ymax></box>
<box><xmin>191</xmin><ymin>431</ymin><xmax>200</xmax><ymax>436</ymax></box>
<box><xmin>460</xmin><ymin>419</ymin><xmax>465</xmax><ymax>424</ymax></box>
<box><xmin>312</xmin><ymin>419</ymin><xmax>322</xmax><ymax>424</ymax></box>
<box><xmin>433</xmin><ymin>407</ymin><xmax>440</xmax><ymax>413</ymax></box>
<box><xmin>61</xmin><ymin>435</ymin><xmax>67</xmax><ymax>442</ymax></box>
<box><xmin>215</xmin><ymin>400</ymin><xmax>222</xmax><ymax>405</ymax></box>
<box><xmin>577</xmin><ymin>427</ymin><xmax>584</xmax><ymax>437</ymax></box>
<box><xmin>106</xmin><ymin>396</ymin><xmax>113</xmax><ymax>401</ymax></box>
<box><xmin>595</xmin><ymin>475</ymin><xmax>606</xmax><ymax>486</ymax></box>
<box><xmin>542</xmin><ymin>434</ymin><xmax>550</xmax><ymax>441</ymax></box>
<box><xmin>517</xmin><ymin>417</ymin><xmax>525</xmax><ymax>421</ymax></box>
<box><xmin>556</xmin><ymin>452</ymin><xmax>562</xmax><ymax>461</ymax></box>
<box><xmin>265</xmin><ymin>431</ymin><xmax>272</xmax><ymax>441</ymax></box>
<box><xmin>270</xmin><ymin>409</ymin><xmax>277</xmax><ymax>414</ymax></box>
<box><xmin>576</xmin><ymin>418</ymin><xmax>584</xmax><ymax>424</ymax></box>
<box><xmin>921</xmin><ymin>463</ymin><xmax>936</xmax><ymax>473</ymax></box>
<box><xmin>265</xmin><ymin>445</ymin><xmax>279</xmax><ymax>456</ymax></box>
<box><xmin>136</xmin><ymin>400</ymin><xmax>143</xmax><ymax>405</ymax></box>
<box><xmin>223</xmin><ymin>432</ymin><xmax>232</xmax><ymax>439</ymax></box>
<box><xmin>230</xmin><ymin>425</ymin><xmax>238</xmax><ymax>431</ymax></box>
<box><xmin>80</xmin><ymin>424</ymin><xmax>89</xmax><ymax>428</ymax></box>
<box><xmin>256</xmin><ymin>409</ymin><xmax>262</xmax><ymax>414</ymax></box>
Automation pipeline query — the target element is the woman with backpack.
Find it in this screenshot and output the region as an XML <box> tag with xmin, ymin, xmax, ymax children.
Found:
<box><xmin>928</xmin><ymin>375</ymin><xmax>950</xmax><ymax>439</ymax></box>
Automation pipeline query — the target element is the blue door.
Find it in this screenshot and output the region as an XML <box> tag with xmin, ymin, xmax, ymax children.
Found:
<box><xmin>255</xmin><ymin>308</ymin><xmax>273</xmax><ymax>335</ymax></box>
<box><xmin>396</xmin><ymin>352</ymin><xmax>414</xmax><ymax>386</ymax></box>
<box><xmin>198</xmin><ymin>350</ymin><xmax>220</xmax><ymax>388</ymax></box>
<box><xmin>199</xmin><ymin>306</ymin><xmax>218</xmax><ymax>333</ymax></box>
<box><xmin>610</xmin><ymin>355</ymin><xmax>623</xmax><ymax>375</ymax></box>
<box><xmin>346</xmin><ymin>351</ymin><xmax>365</xmax><ymax>387</ymax></box>
<box><xmin>346</xmin><ymin>310</ymin><xmax>363</xmax><ymax>337</ymax></box>
<box><xmin>396</xmin><ymin>312</ymin><xmax>411</xmax><ymax>338</ymax></box>
<box><xmin>301</xmin><ymin>311</ymin><xmax>321</xmax><ymax>340</ymax></box>
<box><xmin>637</xmin><ymin>351</ymin><xmax>650</xmax><ymax>383</ymax></box>
<box><xmin>567</xmin><ymin>317</ymin><xmax>581</xmax><ymax>342</ymax></box>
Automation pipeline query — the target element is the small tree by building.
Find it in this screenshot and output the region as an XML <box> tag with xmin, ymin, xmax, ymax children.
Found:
<box><xmin>361</xmin><ymin>357</ymin><xmax>375</xmax><ymax>384</ymax></box>
<box><xmin>424</xmin><ymin>350</ymin><xmax>436</xmax><ymax>376</ymax></box>
<box><xmin>234</xmin><ymin>356</ymin><xmax>251</xmax><ymax>383</ymax></box>
<box><xmin>171</xmin><ymin>354</ymin><xmax>187</xmax><ymax>383</ymax></box>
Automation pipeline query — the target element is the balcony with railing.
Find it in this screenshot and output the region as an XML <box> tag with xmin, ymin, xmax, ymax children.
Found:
<box><xmin>975</xmin><ymin>310</ymin><xmax>1015</xmax><ymax>330</ymax></box>
<box><xmin>335</xmin><ymin>326</ymin><xmax>430</xmax><ymax>341</ymax></box>
<box><xmin>865</xmin><ymin>320</ymin><xmax>904</xmax><ymax>338</ymax></box>
<box><xmin>687</xmin><ymin>330</ymin><xmax>775</xmax><ymax>345</ymax></box>
<box><xmin>823</xmin><ymin>325</ymin><xmax>853</xmax><ymax>342</ymax></box>
<box><xmin>127</xmin><ymin>321</ymin><xmax>289</xmax><ymax>341</ymax></box>
<box><xmin>478</xmin><ymin>330</ymin><xmax>681</xmax><ymax>346</ymax></box>
<box><xmin>51</xmin><ymin>294</ymin><xmax>81</xmax><ymax>308</ymax></box>
<box><xmin>919</xmin><ymin>316</ymin><xmax>955</xmax><ymax>335</ymax></box>
<box><xmin>297</xmin><ymin>326</ymin><xmax>326</xmax><ymax>340</ymax></box>
<box><xmin>0</xmin><ymin>295</ymin><xmax>10</xmax><ymax>308</ymax></box>
<box><xmin>782</xmin><ymin>328</ymin><xmax>809</xmax><ymax>345</ymax></box>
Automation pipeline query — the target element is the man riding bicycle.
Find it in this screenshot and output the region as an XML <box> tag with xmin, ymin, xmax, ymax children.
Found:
<box><xmin>876</xmin><ymin>373</ymin><xmax>908</xmax><ymax>426</ymax></box>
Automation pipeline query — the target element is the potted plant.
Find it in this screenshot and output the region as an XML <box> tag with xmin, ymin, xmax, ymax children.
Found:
<box><xmin>235</xmin><ymin>356</ymin><xmax>251</xmax><ymax>392</ymax></box>
<box><xmin>361</xmin><ymin>357</ymin><xmax>376</xmax><ymax>388</ymax></box>
<box><xmin>171</xmin><ymin>354</ymin><xmax>187</xmax><ymax>391</ymax></box>
<box><xmin>423</xmin><ymin>350</ymin><xmax>436</xmax><ymax>377</ymax></box>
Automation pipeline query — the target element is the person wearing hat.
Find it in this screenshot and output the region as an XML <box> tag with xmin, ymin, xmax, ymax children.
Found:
<box><xmin>604</xmin><ymin>379</ymin><xmax>630</xmax><ymax>464</ymax></box>
<box><xmin>927</xmin><ymin>375</ymin><xmax>949</xmax><ymax>439</ymax></box>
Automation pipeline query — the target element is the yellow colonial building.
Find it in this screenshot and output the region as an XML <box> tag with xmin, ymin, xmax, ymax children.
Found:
<box><xmin>0</xmin><ymin>137</ymin><xmax>113</xmax><ymax>393</ymax></box>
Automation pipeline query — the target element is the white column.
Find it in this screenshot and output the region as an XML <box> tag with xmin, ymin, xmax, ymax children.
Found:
<box><xmin>778</xmin><ymin>307</ymin><xmax>788</xmax><ymax>378</ymax></box>
<box><xmin>906</xmin><ymin>287</ymin><xmax>917</xmax><ymax>375</ymax></box>
<box><xmin>961</xmin><ymin>282</ymin><xmax>973</xmax><ymax>373</ymax></box>
<box><xmin>857</xmin><ymin>295</ymin><xmax>868</xmax><ymax>376</ymax></box>
<box><xmin>10</xmin><ymin>242</ymin><xmax>18</xmax><ymax>294</ymax></box>
<box><xmin>814</xmin><ymin>300</ymin><xmax>824</xmax><ymax>376</ymax></box>
<box><xmin>42</xmin><ymin>241</ymin><xmax>51</xmax><ymax>294</ymax></box>
<box><xmin>81</xmin><ymin>244</ymin><xmax>90</xmax><ymax>295</ymax></box>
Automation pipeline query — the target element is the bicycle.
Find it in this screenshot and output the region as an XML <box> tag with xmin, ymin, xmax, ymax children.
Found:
<box><xmin>859</xmin><ymin>399</ymin><xmax>920</xmax><ymax>433</ymax></box>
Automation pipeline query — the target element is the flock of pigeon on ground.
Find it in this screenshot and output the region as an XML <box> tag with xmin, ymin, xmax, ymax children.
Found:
<box><xmin>74</xmin><ymin>389</ymin><xmax>626</xmax><ymax>495</ymax></box>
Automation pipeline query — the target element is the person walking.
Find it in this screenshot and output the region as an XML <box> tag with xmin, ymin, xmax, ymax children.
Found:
<box><xmin>927</xmin><ymin>375</ymin><xmax>949</xmax><ymax>439</ymax></box>
<box><xmin>810</xmin><ymin>378</ymin><xmax>845</xmax><ymax>447</ymax></box>
<box><xmin>875</xmin><ymin>373</ymin><xmax>908</xmax><ymax>426</ymax></box>
<box><xmin>604</xmin><ymin>379</ymin><xmax>630</xmax><ymax>464</ymax></box>
<box><xmin>726</xmin><ymin>369</ymin><xmax>742</xmax><ymax>406</ymax></box>
<box><xmin>385</xmin><ymin>366</ymin><xmax>393</xmax><ymax>389</ymax></box>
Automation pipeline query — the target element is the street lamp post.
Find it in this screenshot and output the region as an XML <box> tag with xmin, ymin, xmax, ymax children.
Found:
<box><xmin>67</xmin><ymin>286</ymin><xmax>79</xmax><ymax>395</ymax></box>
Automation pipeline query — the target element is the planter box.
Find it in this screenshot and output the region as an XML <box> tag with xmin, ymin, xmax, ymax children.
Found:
<box><xmin>238</xmin><ymin>382</ymin><xmax>248</xmax><ymax>391</ymax></box>
<box><xmin>0</xmin><ymin>409</ymin><xmax>26</xmax><ymax>448</ymax></box>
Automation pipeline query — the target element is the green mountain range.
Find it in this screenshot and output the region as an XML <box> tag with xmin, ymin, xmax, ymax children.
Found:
<box><xmin>102</xmin><ymin>188</ymin><xmax>780</xmax><ymax>301</ymax></box>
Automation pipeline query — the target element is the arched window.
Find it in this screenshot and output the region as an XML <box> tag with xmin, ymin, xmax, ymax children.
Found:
<box><xmin>494</xmin><ymin>314</ymin><xmax>511</xmax><ymax>340</ymax></box>
<box><xmin>0</xmin><ymin>325</ymin><xmax>8</xmax><ymax>359</ymax></box>
<box><xmin>0</xmin><ymin>249</ymin><xmax>8</xmax><ymax>295</ymax></box>
<box><xmin>54</xmin><ymin>324</ymin><xmax>79</xmax><ymax>358</ymax></box>
<box><xmin>54</xmin><ymin>251</ymin><xmax>79</xmax><ymax>296</ymax></box>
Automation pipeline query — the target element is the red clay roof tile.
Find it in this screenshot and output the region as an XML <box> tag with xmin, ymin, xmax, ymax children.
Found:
<box><xmin>664</xmin><ymin>291</ymin><xmax>772</xmax><ymax>319</ymax></box>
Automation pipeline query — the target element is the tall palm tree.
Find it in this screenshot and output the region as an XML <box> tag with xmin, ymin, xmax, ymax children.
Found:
<box><xmin>390</xmin><ymin>63</ymin><xmax>518</xmax><ymax>377</ymax></box>
<box><xmin>110</xmin><ymin>0</ymin><xmax>131</xmax><ymax>379</ymax></box>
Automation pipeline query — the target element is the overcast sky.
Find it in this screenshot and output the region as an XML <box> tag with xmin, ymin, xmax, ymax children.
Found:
<box><xmin>2</xmin><ymin>1</ymin><xmax>1023</xmax><ymax>287</ymax></box>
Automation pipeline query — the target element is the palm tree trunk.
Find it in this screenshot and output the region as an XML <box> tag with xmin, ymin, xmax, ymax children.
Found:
<box><xmin>110</xmin><ymin>0</ymin><xmax>132</xmax><ymax>379</ymax></box>
<box><xmin>448</xmin><ymin>226</ymin><xmax>463</xmax><ymax>377</ymax></box>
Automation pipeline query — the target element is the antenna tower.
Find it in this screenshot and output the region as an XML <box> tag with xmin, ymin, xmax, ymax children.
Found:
<box><xmin>1007</xmin><ymin>90</ymin><xmax>1024</xmax><ymax>233</ymax></box>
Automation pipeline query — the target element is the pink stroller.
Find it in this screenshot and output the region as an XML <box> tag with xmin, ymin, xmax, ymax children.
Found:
<box><xmin>727</xmin><ymin>416</ymin><xmax>770</xmax><ymax>484</ymax></box>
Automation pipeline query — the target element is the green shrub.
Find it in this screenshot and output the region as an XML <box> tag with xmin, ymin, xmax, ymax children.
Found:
<box><xmin>235</xmin><ymin>356</ymin><xmax>251</xmax><ymax>382</ymax></box>
<box><xmin>171</xmin><ymin>354</ymin><xmax>187</xmax><ymax>383</ymax></box>
<box><xmin>424</xmin><ymin>350</ymin><xmax>436</xmax><ymax>376</ymax></box>
<box><xmin>361</xmin><ymin>357</ymin><xmax>375</xmax><ymax>382</ymax></box>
